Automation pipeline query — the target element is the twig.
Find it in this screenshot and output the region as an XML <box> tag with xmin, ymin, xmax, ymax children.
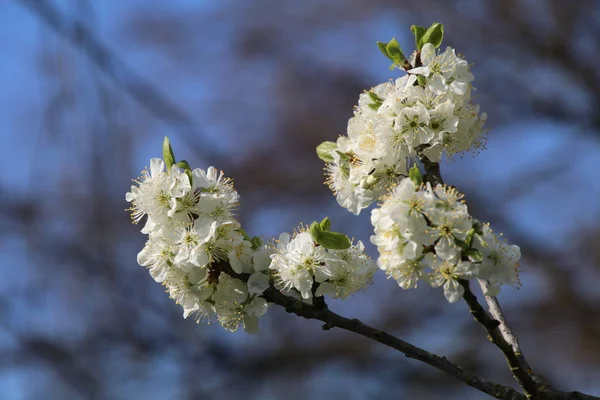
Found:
<box><xmin>420</xmin><ymin>157</ymin><xmax>600</xmax><ymax>400</ymax></box>
<box><xmin>477</xmin><ymin>279</ymin><xmax>544</xmax><ymax>385</ymax></box>
<box><xmin>460</xmin><ymin>280</ymin><xmax>539</xmax><ymax>398</ymax></box>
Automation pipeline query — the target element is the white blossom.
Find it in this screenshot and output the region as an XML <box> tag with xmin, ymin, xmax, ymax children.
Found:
<box><xmin>321</xmin><ymin>44</ymin><xmax>486</xmax><ymax>214</ymax></box>
<box><xmin>371</xmin><ymin>177</ymin><xmax>521</xmax><ymax>302</ymax></box>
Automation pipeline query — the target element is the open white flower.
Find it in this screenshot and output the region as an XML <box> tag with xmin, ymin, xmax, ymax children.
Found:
<box><xmin>428</xmin><ymin>251</ymin><xmax>477</xmax><ymax>303</ymax></box>
<box><xmin>409</xmin><ymin>43</ymin><xmax>474</xmax><ymax>95</ymax></box>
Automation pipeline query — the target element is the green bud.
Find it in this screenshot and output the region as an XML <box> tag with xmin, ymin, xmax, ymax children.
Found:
<box><xmin>316</xmin><ymin>141</ymin><xmax>337</xmax><ymax>163</ymax></box>
<box><xmin>409</xmin><ymin>165</ymin><xmax>423</xmax><ymax>187</ymax></box>
<box><xmin>417</xmin><ymin>75</ymin><xmax>426</xmax><ymax>86</ymax></box>
<box><xmin>319</xmin><ymin>217</ymin><xmax>331</xmax><ymax>231</ymax></box>
<box><xmin>385</xmin><ymin>37</ymin><xmax>407</xmax><ymax>67</ymax></box>
<box><xmin>162</xmin><ymin>136</ymin><xmax>176</xmax><ymax>171</ymax></box>
<box><xmin>410</xmin><ymin>25</ymin><xmax>426</xmax><ymax>50</ymax></box>
<box><xmin>315</xmin><ymin>231</ymin><xmax>352</xmax><ymax>250</ymax></box>
<box><xmin>421</xmin><ymin>22</ymin><xmax>444</xmax><ymax>48</ymax></box>
<box><xmin>250</xmin><ymin>236</ymin><xmax>262</xmax><ymax>250</ymax></box>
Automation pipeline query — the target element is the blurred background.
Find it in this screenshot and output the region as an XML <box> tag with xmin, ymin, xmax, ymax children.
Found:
<box><xmin>1</xmin><ymin>0</ymin><xmax>600</xmax><ymax>399</ymax></box>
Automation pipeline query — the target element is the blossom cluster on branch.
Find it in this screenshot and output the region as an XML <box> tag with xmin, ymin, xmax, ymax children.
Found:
<box><xmin>119</xmin><ymin>22</ymin><xmax>600</xmax><ymax>400</ymax></box>
<box><xmin>371</xmin><ymin>175</ymin><xmax>520</xmax><ymax>302</ymax></box>
<box><xmin>126</xmin><ymin>142</ymin><xmax>375</xmax><ymax>332</ymax></box>
<box><xmin>319</xmin><ymin>43</ymin><xmax>486</xmax><ymax>215</ymax></box>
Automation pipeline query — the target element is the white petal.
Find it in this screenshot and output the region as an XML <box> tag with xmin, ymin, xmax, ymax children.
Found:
<box><xmin>247</xmin><ymin>272</ymin><xmax>270</xmax><ymax>295</ymax></box>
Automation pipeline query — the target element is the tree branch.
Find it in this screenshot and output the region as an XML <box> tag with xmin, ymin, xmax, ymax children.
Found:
<box><xmin>460</xmin><ymin>280</ymin><xmax>539</xmax><ymax>398</ymax></box>
<box><xmin>420</xmin><ymin>157</ymin><xmax>600</xmax><ymax>400</ymax></box>
<box><xmin>213</xmin><ymin>260</ymin><xmax>526</xmax><ymax>400</ymax></box>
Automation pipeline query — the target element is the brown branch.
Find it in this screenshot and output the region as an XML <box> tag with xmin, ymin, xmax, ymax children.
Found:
<box><xmin>213</xmin><ymin>260</ymin><xmax>526</xmax><ymax>400</ymax></box>
<box><xmin>459</xmin><ymin>280</ymin><xmax>539</xmax><ymax>398</ymax></box>
<box><xmin>420</xmin><ymin>157</ymin><xmax>600</xmax><ymax>400</ymax></box>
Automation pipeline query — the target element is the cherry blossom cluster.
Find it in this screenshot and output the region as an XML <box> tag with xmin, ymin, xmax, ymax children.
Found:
<box><xmin>126</xmin><ymin>149</ymin><xmax>377</xmax><ymax>331</ymax></box>
<box><xmin>370</xmin><ymin>176</ymin><xmax>520</xmax><ymax>302</ymax></box>
<box><xmin>126</xmin><ymin>158</ymin><xmax>270</xmax><ymax>332</ymax></box>
<box><xmin>269</xmin><ymin>230</ymin><xmax>376</xmax><ymax>301</ymax></box>
<box><xmin>320</xmin><ymin>43</ymin><xmax>487</xmax><ymax>215</ymax></box>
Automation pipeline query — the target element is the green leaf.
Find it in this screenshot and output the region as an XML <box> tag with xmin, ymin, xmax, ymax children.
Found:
<box><xmin>310</xmin><ymin>221</ymin><xmax>351</xmax><ymax>250</ymax></box>
<box><xmin>385</xmin><ymin>37</ymin><xmax>407</xmax><ymax>66</ymax></box>
<box><xmin>410</xmin><ymin>25</ymin><xmax>426</xmax><ymax>50</ymax></box>
<box><xmin>175</xmin><ymin>159</ymin><xmax>193</xmax><ymax>182</ymax></box>
<box><xmin>335</xmin><ymin>150</ymin><xmax>351</xmax><ymax>160</ymax></box>
<box><xmin>316</xmin><ymin>141</ymin><xmax>337</xmax><ymax>163</ymax></box>
<box><xmin>417</xmin><ymin>75</ymin><xmax>426</xmax><ymax>86</ymax></box>
<box><xmin>316</xmin><ymin>231</ymin><xmax>352</xmax><ymax>250</ymax></box>
<box><xmin>421</xmin><ymin>22</ymin><xmax>444</xmax><ymax>48</ymax></box>
<box><xmin>368</xmin><ymin>91</ymin><xmax>383</xmax><ymax>104</ymax></box>
<box><xmin>319</xmin><ymin>217</ymin><xmax>331</xmax><ymax>231</ymax></box>
<box><xmin>409</xmin><ymin>165</ymin><xmax>423</xmax><ymax>187</ymax></box>
<box><xmin>465</xmin><ymin>228</ymin><xmax>476</xmax><ymax>249</ymax></box>
<box><xmin>238</xmin><ymin>228</ymin><xmax>251</xmax><ymax>242</ymax></box>
<box><xmin>163</xmin><ymin>136</ymin><xmax>176</xmax><ymax>171</ymax></box>
<box><xmin>368</xmin><ymin>91</ymin><xmax>383</xmax><ymax>110</ymax></box>
<box><xmin>250</xmin><ymin>236</ymin><xmax>262</xmax><ymax>250</ymax></box>
<box><xmin>467</xmin><ymin>248</ymin><xmax>483</xmax><ymax>263</ymax></box>
<box><xmin>310</xmin><ymin>222</ymin><xmax>322</xmax><ymax>243</ymax></box>
<box><xmin>471</xmin><ymin>219</ymin><xmax>483</xmax><ymax>234</ymax></box>
<box><xmin>454</xmin><ymin>237</ymin><xmax>467</xmax><ymax>250</ymax></box>
<box><xmin>376</xmin><ymin>41</ymin><xmax>391</xmax><ymax>60</ymax></box>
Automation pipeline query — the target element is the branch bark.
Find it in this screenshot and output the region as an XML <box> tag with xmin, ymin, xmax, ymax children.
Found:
<box><xmin>420</xmin><ymin>157</ymin><xmax>600</xmax><ymax>400</ymax></box>
<box><xmin>213</xmin><ymin>260</ymin><xmax>526</xmax><ymax>400</ymax></box>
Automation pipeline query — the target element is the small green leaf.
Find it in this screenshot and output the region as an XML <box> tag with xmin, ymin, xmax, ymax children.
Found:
<box><xmin>367</xmin><ymin>91</ymin><xmax>383</xmax><ymax>110</ymax></box>
<box><xmin>471</xmin><ymin>219</ymin><xmax>482</xmax><ymax>234</ymax></box>
<box><xmin>163</xmin><ymin>136</ymin><xmax>176</xmax><ymax>171</ymax></box>
<box><xmin>421</xmin><ymin>22</ymin><xmax>444</xmax><ymax>48</ymax></box>
<box><xmin>316</xmin><ymin>141</ymin><xmax>337</xmax><ymax>163</ymax></box>
<box><xmin>410</xmin><ymin>25</ymin><xmax>426</xmax><ymax>50</ymax></box>
<box><xmin>368</xmin><ymin>91</ymin><xmax>383</xmax><ymax>104</ymax></box>
<box><xmin>467</xmin><ymin>248</ymin><xmax>483</xmax><ymax>263</ymax></box>
<box><xmin>465</xmin><ymin>228</ymin><xmax>476</xmax><ymax>249</ymax></box>
<box><xmin>310</xmin><ymin>222</ymin><xmax>322</xmax><ymax>243</ymax></box>
<box><xmin>417</xmin><ymin>75</ymin><xmax>426</xmax><ymax>86</ymax></box>
<box><xmin>238</xmin><ymin>228</ymin><xmax>251</xmax><ymax>242</ymax></box>
<box><xmin>454</xmin><ymin>237</ymin><xmax>467</xmax><ymax>250</ymax></box>
<box><xmin>319</xmin><ymin>217</ymin><xmax>331</xmax><ymax>231</ymax></box>
<box><xmin>409</xmin><ymin>165</ymin><xmax>423</xmax><ymax>187</ymax></box>
<box><xmin>316</xmin><ymin>231</ymin><xmax>352</xmax><ymax>250</ymax></box>
<box><xmin>250</xmin><ymin>236</ymin><xmax>262</xmax><ymax>250</ymax></box>
<box><xmin>385</xmin><ymin>37</ymin><xmax>407</xmax><ymax>66</ymax></box>
<box><xmin>376</xmin><ymin>41</ymin><xmax>391</xmax><ymax>60</ymax></box>
<box><xmin>175</xmin><ymin>159</ymin><xmax>193</xmax><ymax>182</ymax></box>
<box><xmin>335</xmin><ymin>150</ymin><xmax>351</xmax><ymax>160</ymax></box>
<box><xmin>310</xmin><ymin>221</ymin><xmax>351</xmax><ymax>250</ymax></box>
